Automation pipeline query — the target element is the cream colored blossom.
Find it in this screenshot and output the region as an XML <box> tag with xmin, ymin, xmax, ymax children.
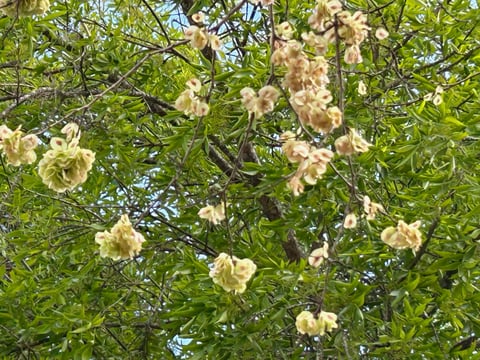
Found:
<box><xmin>184</xmin><ymin>25</ymin><xmax>208</xmax><ymax>50</ymax></box>
<box><xmin>317</xmin><ymin>310</ymin><xmax>338</xmax><ymax>335</ymax></box>
<box><xmin>191</xmin><ymin>12</ymin><xmax>205</xmax><ymax>24</ymax></box>
<box><xmin>344</xmin><ymin>213</ymin><xmax>357</xmax><ymax>229</ymax></box>
<box><xmin>38</xmin><ymin>123</ymin><xmax>95</xmax><ymax>193</ymax></box>
<box><xmin>0</xmin><ymin>125</ymin><xmax>39</xmax><ymax>166</ymax></box>
<box><xmin>375</xmin><ymin>27</ymin><xmax>389</xmax><ymax>40</ymax></box>
<box><xmin>276</xmin><ymin>22</ymin><xmax>294</xmax><ymax>40</ymax></box>
<box><xmin>95</xmin><ymin>214</ymin><xmax>145</xmax><ymax>260</ymax></box>
<box><xmin>240</xmin><ymin>85</ymin><xmax>279</xmax><ymax>119</ymax></box>
<box><xmin>198</xmin><ymin>202</ymin><xmax>226</xmax><ymax>225</ymax></box>
<box><xmin>344</xmin><ymin>45</ymin><xmax>363</xmax><ymax>64</ymax></box>
<box><xmin>288</xmin><ymin>176</ymin><xmax>304</xmax><ymax>196</ymax></box>
<box><xmin>0</xmin><ymin>0</ymin><xmax>49</xmax><ymax>16</ymax></box>
<box><xmin>335</xmin><ymin>128</ymin><xmax>371</xmax><ymax>155</ymax></box>
<box><xmin>424</xmin><ymin>86</ymin><xmax>444</xmax><ymax>106</ymax></box>
<box><xmin>175</xmin><ymin>79</ymin><xmax>209</xmax><ymax>117</ymax></box>
<box><xmin>296</xmin><ymin>311</ymin><xmax>322</xmax><ymax>336</ymax></box>
<box><xmin>208</xmin><ymin>34</ymin><xmax>223</xmax><ymax>51</ymax></box>
<box><xmin>308</xmin><ymin>242</ymin><xmax>329</xmax><ymax>268</ymax></box>
<box><xmin>296</xmin><ymin>310</ymin><xmax>338</xmax><ymax>336</ymax></box>
<box><xmin>363</xmin><ymin>195</ymin><xmax>384</xmax><ymax>220</ymax></box>
<box><xmin>381</xmin><ymin>220</ymin><xmax>422</xmax><ymax>252</ymax></box>
<box><xmin>358</xmin><ymin>80</ymin><xmax>367</xmax><ymax>96</ymax></box>
<box><xmin>209</xmin><ymin>253</ymin><xmax>256</xmax><ymax>293</ymax></box>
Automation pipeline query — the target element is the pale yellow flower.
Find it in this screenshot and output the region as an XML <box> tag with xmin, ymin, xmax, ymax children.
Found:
<box><xmin>38</xmin><ymin>124</ymin><xmax>95</xmax><ymax>193</ymax></box>
<box><xmin>0</xmin><ymin>0</ymin><xmax>49</xmax><ymax>17</ymax></box>
<box><xmin>344</xmin><ymin>213</ymin><xmax>357</xmax><ymax>229</ymax></box>
<box><xmin>363</xmin><ymin>195</ymin><xmax>384</xmax><ymax>220</ymax></box>
<box><xmin>358</xmin><ymin>80</ymin><xmax>367</xmax><ymax>96</ymax></box>
<box><xmin>209</xmin><ymin>253</ymin><xmax>256</xmax><ymax>293</ymax></box>
<box><xmin>198</xmin><ymin>202</ymin><xmax>226</xmax><ymax>225</ymax></box>
<box><xmin>381</xmin><ymin>220</ymin><xmax>422</xmax><ymax>252</ymax></box>
<box><xmin>296</xmin><ymin>310</ymin><xmax>338</xmax><ymax>336</ymax></box>
<box><xmin>0</xmin><ymin>125</ymin><xmax>39</xmax><ymax>166</ymax></box>
<box><xmin>95</xmin><ymin>214</ymin><xmax>146</xmax><ymax>260</ymax></box>
<box><xmin>308</xmin><ymin>242</ymin><xmax>329</xmax><ymax>268</ymax></box>
<box><xmin>375</xmin><ymin>27</ymin><xmax>389</xmax><ymax>40</ymax></box>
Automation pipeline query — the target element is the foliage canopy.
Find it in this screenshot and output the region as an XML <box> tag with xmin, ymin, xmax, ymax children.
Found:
<box><xmin>1</xmin><ymin>0</ymin><xmax>480</xmax><ymax>359</ymax></box>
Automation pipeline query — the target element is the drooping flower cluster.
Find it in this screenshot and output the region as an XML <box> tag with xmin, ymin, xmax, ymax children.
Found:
<box><xmin>198</xmin><ymin>202</ymin><xmax>226</xmax><ymax>225</ymax></box>
<box><xmin>295</xmin><ymin>310</ymin><xmax>338</xmax><ymax>336</ymax></box>
<box><xmin>175</xmin><ymin>78</ymin><xmax>209</xmax><ymax>117</ymax></box>
<box><xmin>95</xmin><ymin>214</ymin><xmax>146</xmax><ymax>260</ymax></box>
<box><xmin>0</xmin><ymin>125</ymin><xmax>39</xmax><ymax>166</ymax></box>
<box><xmin>209</xmin><ymin>253</ymin><xmax>257</xmax><ymax>294</ymax></box>
<box><xmin>38</xmin><ymin>123</ymin><xmax>95</xmax><ymax>193</ymax></box>
<box><xmin>308</xmin><ymin>242</ymin><xmax>329</xmax><ymax>268</ymax></box>
<box><xmin>281</xmin><ymin>131</ymin><xmax>334</xmax><ymax>196</ymax></box>
<box><xmin>240</xmin><ymin>86</ymin><xmax>279</xmax><ymax>119</ymax></box>
<box><xmin>308</xmin><ymin>0</ymin><xmax>370</xmax><ymax>64</ymax></box>
<box><xmin>272</xmin><ymin>41</ymin><xmax>342</xmax><ymax>133</ymax></box>
<box><xmin>334</xmin><ymin>128</ymin><xmax>371</xmax><ymax>156</ymax></box>
<box><xmin>0</xmin><ymin>0</ymin><xmax>49</xmax><ymax>17</ymax></box>
<box><xmin>381</xmin><ymin>220</ymin><xmax>422</xmax><ymax>252</ymax></box>
<box><xmin>184</xmin><ymin>12</ymin><xmax>222</xmax><ymax>50</ymax></box>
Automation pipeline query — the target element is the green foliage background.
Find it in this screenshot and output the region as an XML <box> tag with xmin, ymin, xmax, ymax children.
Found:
<box><xmin>1</xmin><ymin>0</ymin><xmax>480</xmax><ymax>358</ymax></box>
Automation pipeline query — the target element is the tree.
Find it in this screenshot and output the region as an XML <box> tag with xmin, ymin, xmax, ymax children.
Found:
<box><xmin>0</xmin><ymin>0</ymin><xmax>480</xmax><ymax>358</ymax></box>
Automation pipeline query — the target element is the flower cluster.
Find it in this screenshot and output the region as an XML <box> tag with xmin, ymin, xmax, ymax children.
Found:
<box><xmin>198</xmin><ymin>202</ymin><xmax>226</xmax><ymax>225</ymax></box>
<box><xmin>272</xmin><ymin>40</ymin><xmax>342</xmax><ymax>134</ymax></box>
<box><xmin>424</xmin><ymin>86</ymin><xmax>443</xmax><ymax>106</ymax></box>
<box><xmin>175</xmin><ymin>78</ymin><xmax>209</xmax><ymax>117</ymax></box>
<box><xmin>209</xmin><ymin>253</ymin><xmax>257</xmax><ymax>294</ymax></box>
<box><xmin>95</xmin><ymin>214</ymin><xmax>146</xmax><ymax>260</ymax></box>
<box><xmin>0</xmin><ymin>0</ymin><xmax>49</xmax><ymax>17</ymax></box>
<box><xmin>38</xmin><ymin>123</ymin><xmax>95</xmax><ymax>193</ymax></box>
<box><xmin>0</xmin><ymin>125</ymin><xmax>38</xmax><ymax>166</ymax></box>
<box><xmin>334</xmin><ymin>128</ymin><xmax>371</xmax><ymax>156</ymax></box>
<box><xmin>240</xmin><ymin>86</ymin><xmax>279</xmax><ymax>119</ymax></box>
<box><xmin>308</xmin><ymin>242</ymin><xmax>329</xmax><ymax>268</ymax></box>
<box><xmin>308</xmin><ymin>1</ymin><xmax>370</xmax><ymax>64</ymax></box>
<box><xmin>381</xmin><ymin>220</ymin><xmax>422</xmax><ymax>252</ymax></box>
<box><xmin>281</xmin><ymin>132</ymin><xmax>334</xmax><ymax>196</ymax></box>
<box><xmin>275</xmin><ymin>22</ymin><xmax>294</xmax><ymax>40</ymax></box>
<box><xmin>184</xmin><ymin>12</ymin><xmax>222</xmax><ymax>50</ymax></box>
<box><xmin>363</xmin><ymin>195</ymin><xmax>384</xmax><ymax>220</ymax></box>
<box><xmin>295</xmin><ymin>310</ymin><xmax>338</xmax><ymax>336</ymax></box>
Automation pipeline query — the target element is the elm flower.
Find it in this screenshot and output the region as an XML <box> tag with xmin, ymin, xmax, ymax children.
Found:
<box><xmin>275</xmin><ymin>22</ymin><xmax>294</xmax><ymax>40</ymax></box>
<box><xmin>198</xmin><ymin>202</ymin><xmax>226</xmax><ymax>225</ymax></box>
<box><xmin>381</xmin><ymin>220</ymin><xmax>422</xmax><ymax>252</ymax></box>
<box><xmin>375</xmin><ymin>27</ymin><xmax>389</xmax><ymax>40</ymax></box>
<box><xmin>335</xmin><ymin>128</ymin><xmax>371</xmax><ymax>155</ymax></box>
<box><xmin>424</xmin><ymin>85</ymin><xmax>444</xmax><ymax>106</ymax></box>
<box><xmin>344</xmin><ymin>213</ymin><xmax>357</xmax><ymax>229</ymax></box>
<box><xmin>363</xmin><ymin>195</ymin><xmax>384</xmax><ymax>220</ymax></box>
<box><xmin>296</xmin><ymin>310</ymin><xmax>338</xmax><ymax>336</ymax></box>
<box><xmin>0</xmin><ymin>0</ymin><xmax>50</xmax><ymax>16</ymax></box>
<box><xmin>308</xmin><ymin>242</ymin><xmax>329</xmax><ymax>268</ymax></box>
<box><xmin>95</xmin><ymin>214</ymin><xmax>146</xmax><ymax>260</ymax></box>
<box><xmin>209</xmin><ymin>253</ymin><xmax>257</xmax><ymax>293</ymax></box>
<box><xmin>240</xmin><ymin>85</ymin><xmax>279</xmax><ymax>119</ymax></box>
<box><xmin>175</xmin><ymin>78</ymin><xmax>209</xmax><ymax>117</ymax></box>
<box><xmin>358</xmin><ymin>80</ymin><xmax>367</xmax><ymax>96</ymax></box>
<box><xmin>38</xmin><ymin>123</ymin><xmax>95</xmax><ymax>193</ymax></box>
<box><xmin>0</xmin><ymin>125</ymin><xmax>39</xmax><ymax>166</ymax></box>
